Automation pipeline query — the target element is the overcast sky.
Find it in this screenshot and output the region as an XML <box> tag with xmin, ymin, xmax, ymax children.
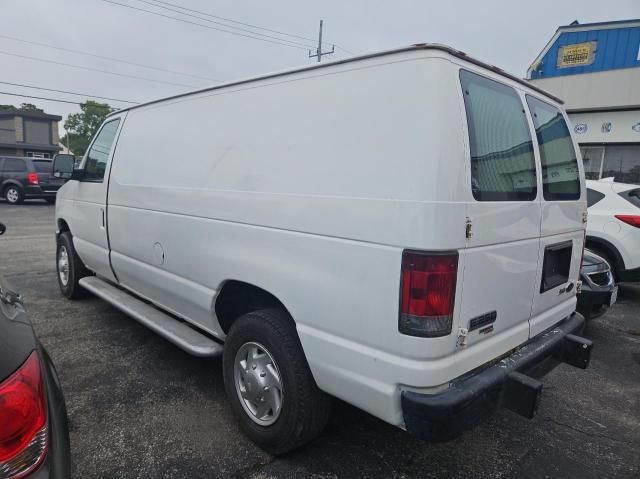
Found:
<box><xmin>1</xmin><ymin>0</ymin><xmax>639</xmax><ymax>134</ymax></box>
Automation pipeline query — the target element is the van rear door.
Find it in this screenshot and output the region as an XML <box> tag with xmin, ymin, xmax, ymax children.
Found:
<box><xmin>457</xmin><ymin>70</ymin><xmax>541</xmax><ymax>349</ymax></box>
<box><xmin>525</xmin><ymin>96</ymin><xmax>586</xmax><ymax>337</ymax></box>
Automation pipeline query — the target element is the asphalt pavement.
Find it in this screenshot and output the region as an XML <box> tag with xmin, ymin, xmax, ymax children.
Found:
<box><xmin>0</xmin><ymin>200</ymin><xmax>638</xmax><ymax>478</ymax></box>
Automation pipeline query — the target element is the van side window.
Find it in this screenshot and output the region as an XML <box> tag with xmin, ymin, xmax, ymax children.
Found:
<box><xmin>3</xmin><ymin>158</ymin><xmax>27</xmax><ymax>172</ymax></box>
<box><xmin>460</xmin><ymin>70</ymin><xmax>536</xmax><ymax>201</ymax></box>
<box><xmin>84</xmin><ymin>119</ymin><xmax>120</xmax><ymax>182</ymax></box>
<box><xmin>525</xmin><ymin>96</ymin><xmax>580</xmax><ymax>201</ymax></box>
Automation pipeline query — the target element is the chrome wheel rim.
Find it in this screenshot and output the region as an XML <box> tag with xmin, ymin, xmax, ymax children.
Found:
<box><xmin>6</xmin><ymin>188</ymin><xmax>18</xmax><ymax>203</ymax></box>
<box><xmin>58</xmin><ymin>246</ymin><xmax>70</xmax><ymax>286</ymax></box>
<box><xmin>234</xmin><ymin>341</ymin><xmax>283</xmax><ymax>426</ymax></box>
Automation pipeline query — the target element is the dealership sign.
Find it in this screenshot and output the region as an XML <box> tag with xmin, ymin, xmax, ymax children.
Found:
<box><xmin>557</xmin><ymin>42</ymin><xmax>597</xmax><ymax>68</ymax></box>
<box><xmin>632</xmin><ymin>122</ymin><xmax>640</xmax><ymax>133</ymax></box>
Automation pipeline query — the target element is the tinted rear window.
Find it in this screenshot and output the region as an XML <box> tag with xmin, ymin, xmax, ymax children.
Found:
<box><xmin>620</xmin><ymin>188</ymin><xmax>640</xmax><ymax>209</ymax></box>
<box><xmin>586</xmin><ymin>188</ymin><xmax>605</xmax><ymax>207</ymax></box>
<box><xmin>460</xmin><ymin>70</ymin><xmax>536</xmax><ymax>201</ymax></box>
<box><xmin>2</xmin><ymin>158</ymin><xmax>27</xmax><ymax>172</ymax></box>
<box><xmin>525</xmin><ymin>96</ymin><xmax>580</xmax><ymax>201</ymax></box>
<box><xmin>33</xmin><ymin>160</ymin><xmax>52</xmax><ymax>174</ymax></box>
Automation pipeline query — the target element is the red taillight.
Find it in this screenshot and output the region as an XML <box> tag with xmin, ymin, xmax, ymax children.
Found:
<box><xmin>399</xmin><ymin>251</ymin><xmax>458</xmax><ymax>337</ymax></box>
<box><xmin>26</xmin><ymin>172</ymin><xmax>38</xmax><ymax>185</ymax></box>
<box><xmin>0</xmin><ymin>352</ymin><xmax>48</xmax><ymax>478</ymax></box>
<box><xmin>615</xmin><ymin>215</ymin><xmax>640</xmax><ymax>228</ymax></box>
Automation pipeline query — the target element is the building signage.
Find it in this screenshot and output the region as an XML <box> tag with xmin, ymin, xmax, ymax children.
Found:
<box><xmin>601</xmin><ymin>122</ymin><xmax>612</xmax><ymax>133</ymax></box>
<box><xmin>632</xmin><ymin>122</ymin><xmax>640</xmax><ymax>133</ymax></box>
<box><xmin>557</xmin><ymin>42</ymin><xmax>597</xmax><ymax>68</ymax></box>
<box><xmin>574</xmin><ymin>123</ymin><xmax>588</xmax><ymax>134</ymax></box>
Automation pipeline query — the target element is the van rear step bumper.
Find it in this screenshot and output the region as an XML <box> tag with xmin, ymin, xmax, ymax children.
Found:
<box><xmin>401</xmin><ymin>314</ymin><xmax>592</xmax><ymax>442</ymax></box>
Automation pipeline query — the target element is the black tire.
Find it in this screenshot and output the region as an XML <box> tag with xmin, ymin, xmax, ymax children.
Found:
<box><xmin>56</xmin><ymin>232</ymin><xmax>90</xmax><ymax>299</ymax></box>
<box><xmin>45</xmin><ymin>197</ymin><xmax>56</xmax><ymax>204</ymax></box>
<box><xmin>4</xmin><ymin>185</ymin><xmax>24</xmax><ymax>204</ymax></box>
<box><xmin>223</xmin><ymin>309</ymin><xmax>331</xmax><ymax>454</ymax></box>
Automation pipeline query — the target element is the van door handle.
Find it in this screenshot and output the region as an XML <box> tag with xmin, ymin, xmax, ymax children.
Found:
<box><xmin>101</xmin><ymin>209</ymin><xmax>105</xmax><ymax>228</ymax></box>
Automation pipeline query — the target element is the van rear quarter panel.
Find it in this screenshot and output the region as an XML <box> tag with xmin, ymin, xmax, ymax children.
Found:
<box><xmin>107</xmin><ymin>53</ymin><xmax>469</xmax><ymax>423</ymax></box>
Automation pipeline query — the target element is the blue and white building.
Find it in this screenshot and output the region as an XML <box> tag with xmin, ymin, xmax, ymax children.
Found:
<box><xmin>528</xmin><ymin>19</ymin><xmax>640</xmax><ymax>184</ymax></box>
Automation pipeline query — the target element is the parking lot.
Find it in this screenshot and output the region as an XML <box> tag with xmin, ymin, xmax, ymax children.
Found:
<box><xmin>0</xmin><ymin>201</ymin><xmax>638</xmax><ymax>479</ymax></box>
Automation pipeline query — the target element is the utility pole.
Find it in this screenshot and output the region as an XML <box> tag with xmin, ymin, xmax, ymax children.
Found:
<box><xmin>308</xmin><ymin>20</ymin><xmax>334</xmax><ymax>63</ymax></box>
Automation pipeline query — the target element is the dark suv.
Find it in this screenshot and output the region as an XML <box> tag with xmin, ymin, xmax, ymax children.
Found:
<box><xmin>0</xmin><ymin>157</ymin><xmax>65</xmax><ymax>204</ymax></box>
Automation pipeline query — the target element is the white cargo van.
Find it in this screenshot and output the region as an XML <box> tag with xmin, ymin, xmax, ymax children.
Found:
<box><xmin>53</xmin><ymin>44</ymin><xmax>593</xmax><ymax>453</ymax></box>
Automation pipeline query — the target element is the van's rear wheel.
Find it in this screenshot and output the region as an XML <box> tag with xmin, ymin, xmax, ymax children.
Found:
<box><xmin>223</xmin><ymin>309</ymin><xmax>331</xmax><ymax>454</ymax></box>
<box><xmin>56</xmin><ymin>232</ymin><xmax>89</xmax><ymax>299</ymax></box>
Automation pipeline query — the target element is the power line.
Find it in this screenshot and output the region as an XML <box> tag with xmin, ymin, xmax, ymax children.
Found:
<box><xmin>144</xmin><ymin>0</ymin><xmax>356</xmax><ymax>55</ymax></box>
<box><xmin>0</xmin><ymin>81</ymin><xmax>138</xmax><ymax>104</ymax></box>
<box><xmin>134</xmin><ymin>0</ymin><xmax>316</xmax><ymax>49</ymax></box>
<box><xmin>0</xmin><ymin>50</ymin><xmax>196</xmax><ymax>88</ymax></box>
<box><xmin>0</xmin><ymin>90</ymin><xmax>87</xmax><ymax>106</ymax></box>
<box><xmin>97</xmin><ymin>0</ymin><xmax>311</xmax><ymax>51</ymax></box>
<box><xmin>0</xmin><ymin>34</ymin><xmax>221</xmax><ymax>83</ymax></box>
<box><xmin>149</xmin><ymin>0</ymin><xmax>317</xmax><ymax>42</ymax></box>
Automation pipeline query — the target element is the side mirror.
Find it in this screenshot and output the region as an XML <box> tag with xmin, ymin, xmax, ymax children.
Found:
<box><xmin>70</xmin><ymin>169</ymin><xmax>86</xmax><ymax>181</ymax></box>
<box><xmin>0</xmin><ymin>223</ymin><xmax>5</xmax><ymax>236</ymax></box>
<box><xmin>52</xmin><ymin>154</ymin><xmax>75</xmax><ymax>179</ymax></box>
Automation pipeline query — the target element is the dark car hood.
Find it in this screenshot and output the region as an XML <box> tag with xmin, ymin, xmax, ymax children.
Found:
<box><xmin>0</xmin><ymin>274</ymin><xmax>36</xmax><ymax>381</ymax></box>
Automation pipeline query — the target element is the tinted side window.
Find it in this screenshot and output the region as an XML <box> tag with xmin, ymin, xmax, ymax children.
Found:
<box><xmin>586</xmin><ymin>188</ymin><xmax>605</xmax><ymax>207</ymax></box>
<box><xmin>33</xmin><ymin>160</ymin><xmax>53</xmax><ymax>174</ymax></box>
<box><xmin>460</xmin><ymin>70</ymin><xmax>536</xmax><ymax>201</ymax></box>
<box><xmin>84</xmin><ymin>119</ymin><xmax>120</xmax><ymax>182</ymax></box>
<box><xmin>526</xmin><ymin>96</ymin><xmax>580</xmax><ymax>201</ymax></box>
<box><xmin>3</xmin><ymin>158</ymin><xmax>27</xmax><ymax>172</ymax></box>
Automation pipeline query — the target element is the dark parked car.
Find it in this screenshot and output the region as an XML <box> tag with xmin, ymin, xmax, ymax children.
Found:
<box><xmin>577</xmin><ymin>249</ymin><xmax>618</xmax><ymax>320</ymax></box>
<box><xmin>0</xmin><ymin>157</ymin><xmax>66</xmax><ymax>204</ymax></box>
<box><xmin>0</xmin><ymin>222</ymin><xmax>71</xmax><ymax>477</ymax></box>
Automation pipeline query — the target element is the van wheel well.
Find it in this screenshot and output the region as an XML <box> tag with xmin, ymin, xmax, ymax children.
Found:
<box><xmin>215</xmin><ymin>281</ymin><xmax>291</xmax><ymax>334</ymax></box>
<box><xmin>57</xmin><ymin>219</ymin><xmax>70</xmax><ymax>235</ymax></box>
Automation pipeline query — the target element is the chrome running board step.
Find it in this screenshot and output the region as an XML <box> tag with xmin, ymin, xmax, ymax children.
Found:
<box><xmin>79</xmin><ymin>276</ymin><xmax>223</xmax><ymax>357</ymax></box>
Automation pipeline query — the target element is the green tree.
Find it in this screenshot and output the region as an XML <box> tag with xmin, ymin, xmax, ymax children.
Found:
<box><xmin>61</xmin><ymin>101</ymin><xmax>114</xmax><ymax>155</ymax></box>
<box><xmin>0</xmin><ymin>103</ymin><xmax>44</xmax><ymax>112</ymax></box>
<box><xmin>18</xmin><ymin>103</ymin><xmax>43</xmax><ymax>112</ymax></box>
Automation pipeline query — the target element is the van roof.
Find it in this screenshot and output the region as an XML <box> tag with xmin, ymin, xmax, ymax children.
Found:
<box><xmin>109</xmin><ymin>43</ymin><xmax>563</xmax><ymax>117</ymax></box>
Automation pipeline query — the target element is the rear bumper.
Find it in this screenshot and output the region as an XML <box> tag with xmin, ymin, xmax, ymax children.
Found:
<box><xmin>619</xmin><ymin>266</ymin><xmax>640</xmax><ymax>283</ymax></box>
<box><xmin>576</xmin><ymin>285</ymin><xmax>615</xmax><ymax>319</ymax></box>
<box><xmin>401</xmin><ymin>314</ymin><xmax>592</xmax><ymax>442</ymax></box>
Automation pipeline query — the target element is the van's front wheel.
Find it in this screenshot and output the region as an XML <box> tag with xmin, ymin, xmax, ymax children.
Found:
<box><xmin>223</xmin><ymin>309</ymin><xmax>331</xmax><ymax>454</ymax></box>
<box><xmin>56</xmin><ymin>232</ymin><xmax>89</xmax><ymax>299</ymax></box>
